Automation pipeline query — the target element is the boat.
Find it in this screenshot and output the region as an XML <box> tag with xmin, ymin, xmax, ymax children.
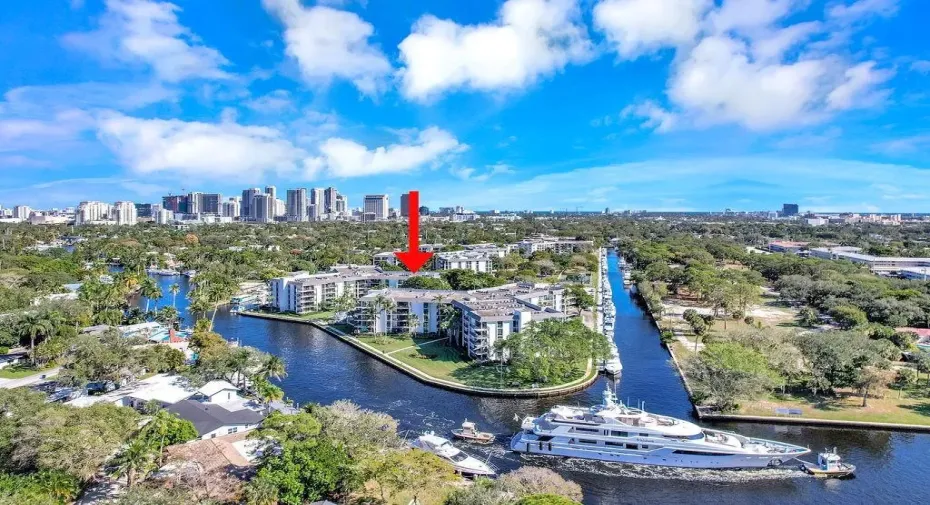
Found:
<box><xmin>800</xmin><ymin>448</ymin><xmax>856</xmax><ymax>478</ymax></box>
<box><xmin>452</xmin><ymin>420</ymin><xmax>496</xmax><ymax>444</ymax></box>
<box><xmin>412</xmin><ymin>432</ymin><xmax>496</xmax><ymax>476</ymax></box>
<box><xmin>511</xmin><ymin>388</ymin><xmax>810</xmax><ymax>469</ymax></box>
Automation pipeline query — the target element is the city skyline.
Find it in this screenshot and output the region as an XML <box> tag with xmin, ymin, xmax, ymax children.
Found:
<box><xmin>1</xmin><ymin>1</ymin><xmax>929</xmax><ymax>212</ymax></box>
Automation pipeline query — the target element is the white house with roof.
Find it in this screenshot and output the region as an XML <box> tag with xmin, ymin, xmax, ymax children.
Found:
<box><xmin>197</xmin><ymin>380</ymin><xmax>242</xmax><ymax>404</ymax></box>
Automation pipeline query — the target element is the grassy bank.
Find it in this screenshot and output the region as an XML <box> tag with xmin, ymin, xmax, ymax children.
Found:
<box><xmin>0</xmin><ymin>363</ymin><xmax>55</xmax><ymax>379</ymax></box>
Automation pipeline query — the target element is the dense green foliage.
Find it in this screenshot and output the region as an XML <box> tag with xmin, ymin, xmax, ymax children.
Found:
<box><xmin>495</xmin><ymin>319</ymin><xmax>609</xmax><ymax>385</ymax></box>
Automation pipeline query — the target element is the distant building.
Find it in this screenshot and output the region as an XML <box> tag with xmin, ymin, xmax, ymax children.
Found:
<box><xmin>269</xmin><ymin>265</ymin><xmax>417</xmax><ymax>314</ymax></box>
<box><xmin>155</xmin><ymin>208</ymin><xmax>175</xmax><ymax>224</ymax></box>
<box><xmin>515</xmin><ymin>235</ymin><xmax>594</xmax><ymax>256</ymax></box>
<box><xmin>286</xmin><ymin>188</ymin><xmax>308</xmax><ymax>221</ymax></box>
<box><xmin>135</xmin><ymin>203</ymin><xmax>154</xmax><ymax>218</ymax></box>
<box><xmin>113</xmin><ymin>201</ymin><xmax>137</xmax><ymax>226</ymax></box>
<box><xmin>163</xmin><ymin>195</ymin><xmax>188</xmax><ymax>214</ymax></box>
<box><xmin>201</xmin><ymin>193</ymin><xmax>222</xmax><ymax>214</ymax></box>
<box><xmin>419</xmin><ymin>206</ymin><xmax>430</xmax><ymax>216</ymax></box>
<box><xmin>324</xmin><ymin>187</ymin><xmax>338</xmax><ymax>214</ymax></box>
<box><xmin>252</xmin><ymin>193</ymin><xmax>275</xmax><ymax>223</ymax></box>
<box><xmin>240</xmin><ymin>188</ymin><xmax>261</xmax><ymax>221</ymax></box>
<box><xmin>222</xmin><ymin>198</ymin><xmax>240</xmax><ymax>219</ymax></box>
<box><xmin>13</xmin><ymin>205</ymin><xmax>32</xmax><ymax>219</ymax></box>
<box><xmin>767</xmin><ymin>241</ymin><xmax>809</xmax><ymax>254</ymax></box>
<box><xmin>434</xmin><ymin>250</ymin><xmax>495</xmax><ymax>273</ymax></box>
<box><xmin>75</xmin><ymin>201</ymin><xmax>112</xmax><ymax>225</ymax></box>
<box><xmin>400</xmin><ymin>193</ymin><xmax>410</xmax><ymax>217</ymax></box>
<box><xmin>309</xmin><ymin>188</ymin><xmax>324</xmax><ymax>220</ymax></box>
<box><xmin>811</xmin><ymin>246</ymin><xmax>930</xmax><ymax>273</ymax></box>
<box><xmin>264</xmin><ymin>186</ymin><xmax>277</xmax><ymax>202</ymax></box>
<box><xmin>363</xmin><ymin>195</ymin><xmax>389</xmax><ymax>220</ymax></box>
<box><xmin>782</xmin><ymin>203</ymin><xmax>799</xmax><ymax>216</ymax></box>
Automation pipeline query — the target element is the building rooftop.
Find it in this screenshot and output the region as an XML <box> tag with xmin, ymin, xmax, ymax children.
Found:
<box><xmin>66</xmin><ymin>373</ymin><xmax>196</xmax><ymax>407</ymax></box>
<box><xmin>167</xmin><ymin>400</ymin><xmax>266</xmax><ymax>436</ymax></box>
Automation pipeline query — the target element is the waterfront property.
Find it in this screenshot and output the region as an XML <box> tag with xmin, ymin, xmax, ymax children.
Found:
<box><xmin>355</xmin><ymin>282</ymin><xmax>572</xmax><ymax>360</ymax></box>
<box><xmin>434</xmin><ymin>249</ymin><xmax>497</xmax><ymax>273</ymax></box>
<box><xmin>269</xmin><ymin>264</ymin><xmax>422</xmax><ymax>314</ymax></box>
<box><xmin>515</xmin><ymin>235</ymin><xmax>594</xmax><ymax>256</ymax></box>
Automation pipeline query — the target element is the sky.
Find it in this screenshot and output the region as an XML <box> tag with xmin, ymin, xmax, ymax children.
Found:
<box><xmin>1</xmin><ymin>0</ymin><xmax>929</xmax><ymax>212</ymax></box>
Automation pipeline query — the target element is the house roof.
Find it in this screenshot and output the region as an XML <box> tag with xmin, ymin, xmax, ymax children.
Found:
<box><xmin>198</xmin><ymin>380</ymin><xmax>238</xmax><ymax>397</ymax></box>
<box><xmin>167</xmin><ymin>400</ymin><xmax>266</xmax><ymax>435</ymax></box>
<box><xmin>0</xmin><ymin>352</ymin><xmax>27</xmax><ymax>363</ymax></box>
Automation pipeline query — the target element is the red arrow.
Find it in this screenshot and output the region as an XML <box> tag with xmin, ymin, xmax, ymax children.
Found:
<box><xmin>394</xmin><ymin>190</ymin><xmax>433</xmax><ymax>273</ymax></box>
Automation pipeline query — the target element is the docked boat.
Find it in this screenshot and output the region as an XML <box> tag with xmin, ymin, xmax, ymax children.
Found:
<box><xmin>800</xmin><ymin>448</ymin><xmax>855</xmax><ymax>478</ymax></box>
<box><xmin>412</xmin><ymin>432</ymin><xmax>495</xmax><ymax>476</ymax></box>
<box><xmin>452</xmin><ymin>420</ymin><xmax>496</xmax><ymax>444</ymax></box>
<box><xmin>511</xmin><ymin>388</ymin><xmax>809</xmax><ymax>469</ymax></box>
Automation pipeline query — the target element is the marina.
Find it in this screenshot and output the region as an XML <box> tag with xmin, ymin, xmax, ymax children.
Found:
<box><xmin>141</xmin><ymin>251</ymin><xmax>930</xmax><ymax>504</ymax></box>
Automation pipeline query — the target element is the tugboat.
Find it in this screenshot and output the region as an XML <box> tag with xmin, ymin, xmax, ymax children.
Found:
<box><xmin>800</xmin><ymin>448</ymin><xmax>856</xmax><ymax>478</ymax></box>
<box><xmin>452</xmin><ymin>419</ymin><xmax>496</xmax><ymax>444</ymax></box>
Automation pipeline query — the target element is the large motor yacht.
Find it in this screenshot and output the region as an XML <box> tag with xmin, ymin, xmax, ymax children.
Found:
<box><xmin>511</xmin><ymin>388</ymin><xmax>809</xmax><ymax>469</ymax></box>
<box><xmin>412</xmin><ymin>432</ymin><xmax>496</xmax><ymax>476</ymax></box>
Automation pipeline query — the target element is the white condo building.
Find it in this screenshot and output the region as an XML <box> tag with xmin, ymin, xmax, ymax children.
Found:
<box><xmin>13</xmin><ymin>205</ymin><xmax>32</xmax><ymax>220</ymax></box>
<box><xmin>434</xmin><ymin>250</ymin><xmax>496</xmax><ymax>273</ymax></box>
<box><xmin>75</xmin><ymin>201</ymin><xmax>112</xmax><ymax>225</ymax></box>
<box><xmin>113</xmin><ymin>201</ymin><xmax>138</xmax><ymax>226</ymax></box>
<box><xmin>286</xmin><ymin>188</ymin><xmax>308</xmax><ymax>221</ymax></box>
<box><xmin>269</xmin><ymin>265</ymin><xmax>420</xmax><ymax>315</ymax></box>
<box><xmin>222</xmin><ymin>198</ymin><xmax>240</xmax><ymax>219</ymax></box>
<box><xmin>516</xmin><ymin>235</ymin><xmax>595</xmax><ymax>256</ymax></box>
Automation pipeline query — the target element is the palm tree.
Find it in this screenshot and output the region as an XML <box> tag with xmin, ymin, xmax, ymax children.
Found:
<box><xmin>364</xmin><ymin>303</ymin><xmax>378</xmax><ymax>334</ymax></box>
<box><xmin>229</xmin><ymin>347</ymin><xmax>253</xmax><ymax>389</ymax></box>
<box><xmin>253</xmin><ymin>377</ymin><xmax>284</xmax><ymax>405</ymax></box>
<box><xmin>258</xmin><ymin>355</ymin><xmax>287</xmax><ymax>381</ymax></box>
<box><xmin>18</xmin><ymin>313</ymin><xmax>54</xmax><ymax>365</ymax></box>
<box><xmin>139</xmin><ymin>277</ymin><xmax>162</xmax><ymax>313</ymax></box>
<box><xmin>169</xmin><ymin>283</ymin><xmax>181</xmax><ymax>308</ymax></box>
<box><xmin>111</xmin><ymin>438</ymin><xmax>155</xmax><ymax>489</ymax></box>
<box><xmin>407</xmin><ymin>313</ymin><xmax>420</xmax><ymax>336</ymax></box>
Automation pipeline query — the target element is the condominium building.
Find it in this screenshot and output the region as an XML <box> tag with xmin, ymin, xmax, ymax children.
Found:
<box><xmin>269</xmin><ymin>265</ymin><xmax>420</xmax><ymax>315</ymax></box>
<box><xmin>309</xmin><ymin>188</ymin><xmax>324</xmax><ymax>220</ymax></box>
<box><xmin>356</xmin><ymin>289</ymin><xmax>463</xmax><ymax>335</ymax></box>
<box><xmin>363</xmin><ymin>195</ymin><xmax>388</xmax><ymax>220</ymax></box>
<box><xmin>400</xmin><ymin>193</ymin><xmax>410</xmax><ymax>217</ymax></box>
<box><xmin>515</xmin><ymin>235</ymin><xmax>594</xmax><ymax>256</ymax></box>
<box><xmin>162</xmin><ymin>195</ymin><xmax>188</xmax><ymax>214</ymax></box>
<box><xmin>75</xmin><ymin>201</ymin><xmax>112</xmax><ymax>225</ymax></box>
<box><xmin>201</xmin><ymin>193</ymin><xmax>222</xmax><ymax>214</ymax></box>
<box><xmin>264</xmin><ymin>186</ymin><xmax>277</xmax><ymax>201</ymax></box>
<box><xmin>810</xmin><ymin>246</ymin><xmax>930</xmax><ymax>273</ymax></box>
<box><xmin>13</xmin><ymin>205</ymin><xmax>32</xmax><ymax>220</ymax></box>
<box><xmin>434</xmin><ymin>250</ymin><xmax>496</xmax><ymax>273</ymax></box>
<box><xmin>187</xmin><ymin>192</ymin><xmax>203</xmax><ymax>214</ymax></box>
<box><xmin>252</xmin><ymin>193</ymin><xmax>275</xmax><ymax>223</ymax></box>
<box><xmin>240</xmin><ymin>188</ymin><xmax>261</xmax><ymax>220</ymax></box>
<box><xmin>113</xmin><ymin>201</ymin><xmax>138</xmax><ymax>226</ymax></box>
<box><xmin>222</xmin><ymin>198</ymin><xmax>240</xmax><ymax>219</ymax></box>
<box><xmin>324</xmin><ymin>187</ymin><xmax>338</xmax><ymax>214</ymax></box>
<box><xmin>286</xmin><ymin>189</ymin><xmax>307</xmax><ymax>221</ymax></box>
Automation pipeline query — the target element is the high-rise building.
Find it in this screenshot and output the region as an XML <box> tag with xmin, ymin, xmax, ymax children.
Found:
<box><xmin>113</xmin><ymin>201</ymin><xmax>138</xmax><ymax>226</ymax></box>
<box><xmin>201</xmin><ymin>193</ymin><xmax>222</xmax><ymax>214</ymax></box>
<box><xmin>222</xmin><ymin>198</ymin><xmax>240</xmax><ymax>218</ymax></box>
<box><xmin>155</xmin><ymin>208</ymin><xmax>174</xmax><ymax>225</ymax></box>
<box><xmin>265</xmin><ymin>186</ymin><xmax>277</xmax><ymax>202</ymax></box>
<box><xmin>335</xmin><ymin>194</ymin><xmax>347</xmax><ymax>215</ymax></box>
<box><xmin>286</xmin><ymin>188</ymin><xmax>308</xmax><ymax>221</ymax></box>
<box><xmin>75</xmin><ymin>201</ymin><xmax>112</xmax><ymax>225</ymax></box>
<box><xmin>363</xmin><ymin>194</ymin><xmax>389</xmax><ymax>220</ymax></box>
<box><xmin>309</xmin><ymin>188</ymin><xmax>324</xmax><ymax>220</ymax></box>
<box><xmin>162</xmin><ymin>195</ymin><xmax>188</xmax><ymax>213</ymax></box>
<box><xmin>135</xmin><ymin>203</ymin><xmax>154</xmax><ymax>218</ymax></box>
<box><xmin>782</xmin><ymin>203</ymin><xmax>799</xmax><ymax>217</ymax></box>
<box><xmin>275</xmin><ymin>198</ymin><xmax>285</xmax><ymax>218</ymax></box>
<box><xmin>13</xmin><ymin>205</ymin><xmax>32</xmax><ymax>219</ymax></box>
<box><xmin>419</xmin><ymin>206</ymin><xmax>430</xmax><ymax>216</ymax></box>
<box><xmin>241</xmin><ymin>188</ymin><xmax>261</xmax><ymax>220</ymax></box>
<box><xmin>324</xmin><ymin>187</ymin><xmax>338</xmax><ymax>214</ymax></box>
<box><xmin>187</xmin><ymin>192</ymin><xmax>203</xmax><ymax>214</ymax></box>
<box><xmin>253</xmin><ymin>194</ymin><xmax>275</xmax><ymax>223</ymax></box>
<box><xmin>400</xmin><ymin>193</ymin><xmax>410</xmax><ymax>217</ymax></box>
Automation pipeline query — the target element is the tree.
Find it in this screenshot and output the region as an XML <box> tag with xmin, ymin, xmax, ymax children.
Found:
<box><xmin>111</xmin><ymin>438</ymin><xmax>156</xmax><ymax>488</ymax></box>
<box><xmin>253</xmin><ymin>377</ymin><xmax>284</xmax><ymax>404</ymax></box>
<box><xmin>407</xmin><ymin>312</ymin><xmax>420</xmax><ymax>335</ymax></box>
<box><xmin>567</xmin><ymin>284</ymin><xmax>595</xmax><ymax>314</ymax></box>
<box><xmin>169</xmin><ymin>283</ymin><xmax>181</xmax><ymax>308</ymax></box>
<box><xmin>797</xmin><ymin>307</ymin><xmax>819</xmax><ymax>327</ymax></box>
<box><xmin>251</xmin><ymin>435</ymin><xmax>355</xmax><ymax>505</ymax></box>
<box><xmin>137</xmin><ymin>409</ymin><xmax>198</xmax><ymax>465</ymax></box>
<box><xmin>829</xmin><ymin>305</ymin><xmax>868</xmax><ymax>330</ymax></box>
<box><xmin>384</xmin><ymin>449</ymin><xmax>456</xmax><ymax>505</ymax></box>
<box><xmin>17</xmin><ymin>313</ymin><xmax>54</xmax><ymax>365</ymax></box>
<box><xmin>855</xmin><ymin>366</ymin><xmax>893</xmax><ymax>407</ymax></box>
<box><xmin>498</xmin><ymin>467</ymin><xmax>583</xmax><ymax>502</ymax></box>
<box><xmin>258</xmin><ymin>354</ymin><xmax>287</xmax><ymax>381</ymax></box>
<box><xmin>401</xmin><ymin>276</ymin><xmax>452</xmax><ymax>290</ymax></box>
<box><xmin>139</xmin><ymin>276</ymin><xmax>162</xmax><ymax>313</ymax></box>
<box><xmin>684</xmin><ymin>342</ymin><xmax>781</xmax><ymax>410</ymax></box>
<box><xmin>689</xmin><ymin>317</ymin><xmax>708</xmax><ymax>351</ymax></box>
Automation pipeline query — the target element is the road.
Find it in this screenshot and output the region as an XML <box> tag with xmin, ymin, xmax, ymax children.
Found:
<box><xmin>0</xmin><ymin>367</ymin><xmax>60</xmax><ymax>389</ymax></box>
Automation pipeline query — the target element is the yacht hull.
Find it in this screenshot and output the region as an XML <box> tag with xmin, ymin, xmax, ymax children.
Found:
<box><xmin>510</xmin><ymin>432</ymin><xmax>803</xmax><ymax>469</ymax></box>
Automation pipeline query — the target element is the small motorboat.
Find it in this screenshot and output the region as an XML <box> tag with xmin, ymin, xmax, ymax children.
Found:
<box><xmin>800</xmin><ymin>448</ymin><xmax>856</xmax><ymax>478</ymax></box>
<box><xmin>411</xmin><ymin>432</ymin><xmax>495</xmax><ymax>476</ymax></box>
<box><xmin>452</xmin><ymin>420</ymin><xmax>495</xmax><ymax>444</ymax></box>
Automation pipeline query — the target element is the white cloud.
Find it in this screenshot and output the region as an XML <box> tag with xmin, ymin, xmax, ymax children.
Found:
<box><xmin>826</xmin><ymin>61</ymin><xmax>893</xmax><ymax>110</ymax></box>
<box><xmin>307</xmin><ymin>127</ymin><xmax>464</xmax><ymax>178</ymax></box>
<box><xmin>244</xmin><ymin>89</ymin><xmax>295</xmax><ymax>113</ymax></box>
<box><xmin>262</xmin><ymin>0</ymin><xmax>391</xmax><ymax>95</ymax></box>
<box><xmin>910</xmin><ymin>60</ymin><xmax>930</xmax><ymax>74</ymax></box>
<box><xmin>2</xmin><ymin>82</ymin><xmax>176</xmax><ymax>113</ymax></box>
<box><xmin>621</xmin><ymin>100</ymin><xmax>678</xmax><ymax>132</ymax></box>
<box><xmin>0</xmin><ymin>109</ymin><xmax>95</xmax><ymax>152</ymax></box>
<box><xmin>872</xmin><ymin>134</ymin><xmax>930</xmax><ymax>156</ymax></box>
<box><xmin>593</xmin><ymin>0</ymin><xmax>710</xmax><ymax>59</ymax></box>
<box><xmin>96</xmin><ymin>113</ymin><xmax>306</xmax><ymax>181</ymax></box>
<box><xmin>775</xmin><ymin>126</ymin><xmax>842</xmax><ymax>148</ymax></box>
<box><xmin>751</xmin><ymin>21</ymin><xmax>822</xmax><ymax>62</ymax></box>
<box><xmin>397</xmin><ymin>0</ymin><xmax>593</xmax><ymax>101</ymax></box>
<box><xmin>62</xmin><ymin>0</ymin><xmax>229</xmax><ymax>82</ymax></box>
<box><xmin>450</xmin><ymin>163</ymin><xmax>514</xmax><ymax>182</ymax></box>
<box><xmin>827</xmin><ymin>0</ymin><xmax>899</xmax><ymax>22</ymax></box>
<box><xmin>709</xmin><ymin>0</ymin><xmax>798</xmax><ymax>33</ymax></box>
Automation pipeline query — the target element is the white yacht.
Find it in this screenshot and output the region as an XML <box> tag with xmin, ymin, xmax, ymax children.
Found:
<box><xmin>511</xmin><ymin>388</ymin><xmax>809</xmax><ymax>469</ymax></box>
<box><xmin>412</xmin><ymin>432</ymin><xmax>496</xmax><ymax>476</ymax></box>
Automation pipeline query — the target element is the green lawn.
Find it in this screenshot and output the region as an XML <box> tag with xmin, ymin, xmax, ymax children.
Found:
<box><xmin>300</xmin><ymin>310</ymin><xmax>334</xmax><ymax>321</ymax></box>
<box><xmin>738</xmin><ymin>389</ymin><xmax>930</xmax><ymax>426</ymax></box>
<box><xmin>356</xmin><ymin>334</ymin><xmax>437</xmax><ymax>354</ymax></box>
<box><xmin>0</xmin><ymin>363</ymin><xmax>54</xmax><ymax>379</ymax></box>
<box><xmin>392</xmin><ymin>341</ymin><xmax>474</xmax><ymax>380</ymax></box>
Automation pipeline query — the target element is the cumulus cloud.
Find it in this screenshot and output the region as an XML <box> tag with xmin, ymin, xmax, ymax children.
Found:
<box><xmin>611</xmin><ymin>0</ymin><xmax>895</xmax><ymax>132</ymax></box>
<box><xmin>96</xmin><ymin>113</ymin><xmax>306</xmax><ymax>181</ymax></box>
<box><xmin>307</xmin><ymin>127</ymin><xmax>464</xmax><ymax>178</ymax></box>
<box><xmin>262</xmin><ymin>0</ymin><xmax>391</xmax><ymax>95</ymax></box>
<box><xmin>62</xmin><ymin>0</ymin><xmax>229</xmax><ymax>82</ymax></box>
<box><xmin>243</xmin><ymin>89</ymin><xmax>295</xmax><ymax>113</ymax></box>
<box><xmin>450</xmin><ymin>163</ymin><xmax>514</xmax><ymax>182</ymax></box>
<box><xmin>397</xmin><ymin>0</ymin><xmax>593</xmax><ymax>101</ymax></box>
<box><xmin>593</xmin><ymin>0</ymin><xmax>710</xmax><ymax>59</ymax></box>
<box><xmin>0</xmin><ymin>109</ymin><xmax>95</xmax><ymax>152</ymax></box>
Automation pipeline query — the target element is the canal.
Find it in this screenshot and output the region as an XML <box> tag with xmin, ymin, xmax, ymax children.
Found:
<box><xmin>144</xmin><ymin>252</ymin><xmax>930</xmax><ymax>505</ymax></box>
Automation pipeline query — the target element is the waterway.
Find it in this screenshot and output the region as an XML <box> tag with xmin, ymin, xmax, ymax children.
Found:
<box><xmin>143</xmin><ymin>253</ymin><xmax>930</xmax><ymax>504</ymax></box>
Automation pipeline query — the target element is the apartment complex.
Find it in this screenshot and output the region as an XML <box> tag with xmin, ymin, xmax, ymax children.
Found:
<box><xmin>515</xmin><ymin>235</ymin><xmax>594</xmax><ymax>255</ymax></box>
<box><xmin>269</xmin><ymin>265</ymin><xmax>419</xmax><ymax>315</ymax></box>
<box><xmin>810</xmin><ymin>246</ymin><xmax>930</xmax><ymax>273</ymax></box>
<box><xmin>434</xmin><ymin>250</ymin><xmax>497</xmax><ymax>273</ymax></box>
<box><xmin>357</xmin><ymin>282</ymin><xmax>572</xmax><ymax>360</ymax></box>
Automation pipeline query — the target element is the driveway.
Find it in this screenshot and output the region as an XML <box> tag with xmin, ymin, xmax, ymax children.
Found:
<box><xmin>0</xmin><ymin>367</ymin><xmax>60</xmax><ymax>389</ymax></box>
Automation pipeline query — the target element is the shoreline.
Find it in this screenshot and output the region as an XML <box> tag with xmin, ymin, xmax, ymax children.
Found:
<box><xmin>628</xmin><ymin>271</ymin><xmax>930</xmax><ymax>433</ymax></box>
<box><xmin>238</xmin><ymin>310</ymin><xmax>599</xmax><ymax>398</ymax></box>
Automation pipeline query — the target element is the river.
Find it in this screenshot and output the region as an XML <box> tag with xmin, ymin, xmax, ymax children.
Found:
<box><xmin>143</xmin><ymin>253</ymin><xmax>930</xmax><ymax>505</ymax></box>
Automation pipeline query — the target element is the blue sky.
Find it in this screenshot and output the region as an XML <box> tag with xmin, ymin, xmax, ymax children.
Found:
<box><xmin>1</xmin><ymin>0</ymin><xmax>928</xmax><ymax>212</ymax></box>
